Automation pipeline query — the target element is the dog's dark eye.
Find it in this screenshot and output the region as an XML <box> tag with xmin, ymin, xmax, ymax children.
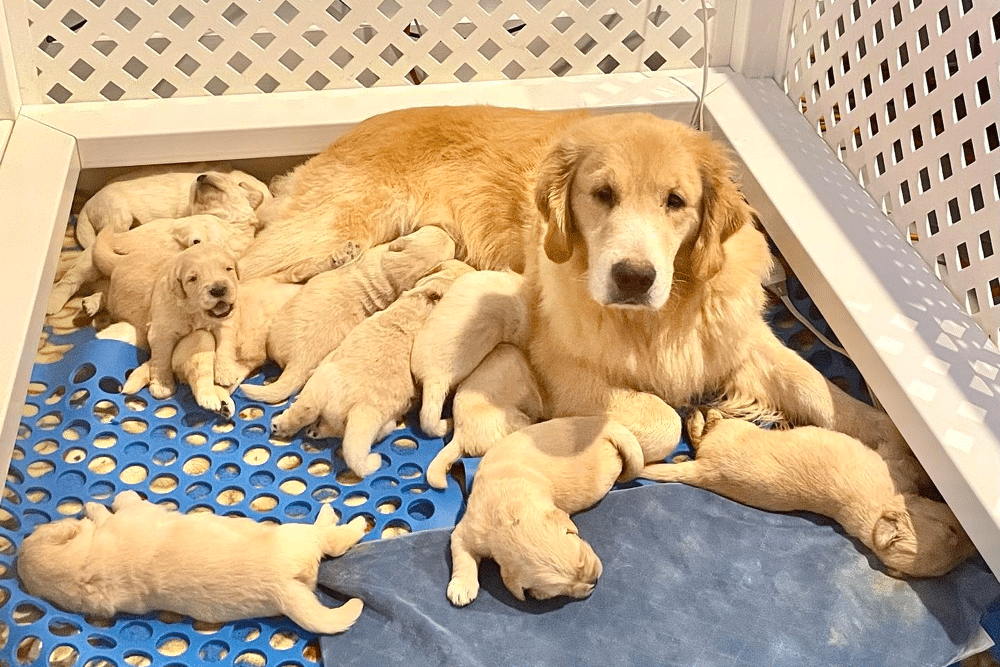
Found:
<box><xmin>665</xmin><ymin>193</ymin><xmax>685</xmax><ymax>209</ymax></box>
<box><xmin>187</xmin><ymin>275</ymin><xmax>197</xmax><ymax>283</ymax></box>
<box><xmin>226</xmin><ymin>266</ymin><xmax>234</xmax><ymax>272</ymax></box>
<box><xmin>593</xmin><ymin>185</ymin><xmax>616</xmax><ymax>206</ymax></box>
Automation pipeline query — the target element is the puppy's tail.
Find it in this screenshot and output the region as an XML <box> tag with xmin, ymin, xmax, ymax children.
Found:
<box><xmin>282</xmin><ymin>584</ymin><xmax>364</xmax><ymax>635</ymax></box>
<box><xmin>607</xmin><ymin>422</ymin><xmax>647</xmax><ymax>483</ymax></box>
<box><xmin>342</xmin><ymin>405</ymin><xmax>387</xmax><ymax>478</ymax></box>
<box><xmin>639</xmin><ymin>461</ymin><xmax>702</xmax><ymax>485</ymax></box>
<box><xmin>91</xmin><ymin>226</ymin><xmax>128</xmax><ymax>275</ymax></box>
<box><xmin>419</xmin><ymin>379</ymin><xmax>450</xmax><ymax>438</ymax></box>
<box><xmin>240</xmin><ymin>364</ymin><xmax>310</xmax><ymax>404</ymax></box>
<box><xmin>426</xmin><ymin>440</ymin><xmax>463</xmax><ymax>489</ymax></box>
<box><xmin>75</xmin><ymin>208</ymin><xmax>98</xmax><ymax>248</ymax></box>
<box><xmin>122</xmin><ymin>362</ymin><xmax>151</xmax><ymax>395</ymax></box>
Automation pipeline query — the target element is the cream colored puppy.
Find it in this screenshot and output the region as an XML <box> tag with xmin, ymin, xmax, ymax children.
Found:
<box><xmin>147</xmin><ymin>243</ymin><xmax>239</xmax><ymax>399</ymax></box>
<box><xmin>17</xmin><ymin>491</ymin><xmax>366</xmax><ymax>633</ymax></box>
<box><xmin>74</xmin><ymin>162</ymin><xmax>268</xmax><ymax>247</ymax></box>
<box><xmin>49</xmin><ymin>171</ymin><xmax>266</xmax><ymax>315</ymax></box>
<box><xmin>122</xmin><ymin>330</ymin><xmax>236</xmax><ymax>417</ymax></box>
<box><xmin>242</xmin><ymin>226</ymin><xmax>456</xmax><ymax>404</ymax></box>
<box><xmin>271</xmin><ymin>260</ymin><xmax>474</xmax><ymax>477</ymax></box>
<box><xmin>121</xmin><ymin>241</ymin><xmax>363</xmax><ymax>414</ymax></box>
<box><xmin>447</xmin><ymin>417</ymin><xmax>644</xmax><ymax>606</ymax></box>
<box><xmin>411</xmin><ymin>270</ymin><xmax>529</xmax><ymax>437</ymax></box>
<box><xmin>642</xmin><ymin>410</ymin><xmax>977</xmax><ymax>578</ymax></box>
<box><xmin>426</xmin><ymin>344</ymin><xmax>544</xmax><ymax>489</ymax></box>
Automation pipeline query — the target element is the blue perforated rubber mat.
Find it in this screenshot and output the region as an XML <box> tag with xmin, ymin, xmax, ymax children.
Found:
<box><xmin>1</xmin><ymin>254</ymin><xmax>995</xmax><ymax>666</ymax></box>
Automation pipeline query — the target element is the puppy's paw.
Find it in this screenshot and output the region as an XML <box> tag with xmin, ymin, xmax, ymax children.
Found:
<box><xmin>197</xmin><ymin>391</ymin><xmax>223</xmax><ymax>414</ymax></box>
<box><xmin>346</xmin><ymin>515</ymin><xmax>368</xmax><ymax>539</ymax></box>
<box><xmin>425</xmin><ymin>418</ymin><xmax>451</xmax><ymax>438</ymax></box>
<box><xmin>217</xmin><ymin>392</ymin><xmax>236</xmax><ymax>420</ymax></box>
<box><xmin>447</xmin><ymin>577</ymin><xmax>479</xmax><ymax>607</ymax></box>
<box><xmin>214</xmin><ymin>361</ymin><xmax>243</xmax><ymax>390</ymax></box>
<box><xmin>332</xmin><ymin>241</ymin><xmax>363</xmax><ymax>266</ymax></box>
<box><xmin>81</xmin><ymin>292</ymin><xmax>103</xmax><ymax>317</ymax></box>
<box><xmin>148</xmin><ymin>379</ymin><xmax>175</xmax><ymax>400</ymax></box>
<box><xmin>685</xmin><ymin>409</ymin><xmax>706</xmax><ymax>444</ymax></box>
<box><xmin>703</xmin><ymin>408</ymin><xmax>725</xmax><ymax>430</ymax></box>
<box><xmin>112</xmin><ymin>490</ymin><xmax>143</xmax><ymax>510</ymax></box>
<box><xmin>354</xmin><ymin>453</ymin><xmax>383</xmax><ymax>478</ymax></box>
<box><xmin>270</xmin><ymin>412</ymin><xmax>296</xmax><ymax>439</ymax></box>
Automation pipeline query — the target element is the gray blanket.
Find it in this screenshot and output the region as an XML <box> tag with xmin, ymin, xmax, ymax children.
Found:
<box><xmin>318</xmin><ymin>482</ymin><xmax>999</xmax><ymax>667</ymax></box>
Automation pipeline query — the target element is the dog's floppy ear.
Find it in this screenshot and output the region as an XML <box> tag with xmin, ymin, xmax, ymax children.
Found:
<box><xmin>170</xmin><ymin>259</ymin><xmax>190</xmax><ymax>300</ymax></box>
<box><xmin>535</xmin><ymin>138</ymin><xmax>585</xmax><ymax>264</ymax></box>
<box><xmin>41</xmin><ymin>519</ymin><xmax>84</xmax><ymax>546</ymax></box>
<box><xmin>692</xmin><ymin>148</ymin><xmax>755</xmax><ymax>280</ymax></box>
<box><xmin>239</xmin><ymin>182</ymin><xmax>265</xmax><ymax>210</ymax></box>
<box><xmin>872</xmin><ymin>510</ymin><xmax>916</xmax><ymax>553</ymax></box>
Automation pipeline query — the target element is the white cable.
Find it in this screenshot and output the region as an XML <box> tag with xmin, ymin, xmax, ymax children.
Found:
<box><xmin>690</xmin><ymin>0</ymin><xmax>710</xmax><ymax>130</ymax></box>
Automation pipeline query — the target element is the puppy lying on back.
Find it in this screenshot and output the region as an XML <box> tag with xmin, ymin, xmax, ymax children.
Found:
<box><xmin>447</xmin><ymin>416</ymin><xmax>644</xmax><ymax>606</ymax></box>
<box><xmin>642</xmin><ymin>410</ymin><xmax>977</xmax><ymax>578</ymax></box>
<box><xmin>121</xmin><ymin>241</ymin><xmax>363</xmax><ymax>414</ymax></box>
<box><xmin>426</xmin><ymin>343</ymin><xmax>544</xmax><ymax>489</ymax></box>
<box><xmin>147</xmin><ymin>243</ymin><xmax>239</xmax><ymax>399</ymax></box>
<box><xmin>18</xmin><ymin>491</ymin><xmax>366</xmax><ymax>633</ymax></box>
<box><xmin>271</xmin><ymin>260</ymin><xmax>474</xmax><ymax>477</ymax></box>
<box><xmin>49</xmin><ymin>171</ymin><xmax>266</xmax><ymax>316</ymax></box>
<box><xmin>411</xmin><ymin>270</ymin><xmax>529</xmax><ymax>437</ymax></box>
<box><xmin>74</xmin><ymin>162</ymin><xmax>269</xmax><ymax>247</ymax></box>
<box><xmin>242</xmin><ymin>226</ymin><xmax>456</xmax><ymax>404</ymax></box>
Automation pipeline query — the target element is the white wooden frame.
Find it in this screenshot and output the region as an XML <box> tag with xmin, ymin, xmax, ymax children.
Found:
<box><xmin>1</xmin><ymin>68</ymin><xmax>998</xmax><ymax>583</ymax></box>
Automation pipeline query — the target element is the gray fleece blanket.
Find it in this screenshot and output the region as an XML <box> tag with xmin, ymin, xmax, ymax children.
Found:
<box><xmin>318</xmin><ymin>482</ymin><xmax>999</xmax><ymax>667</ymax></box>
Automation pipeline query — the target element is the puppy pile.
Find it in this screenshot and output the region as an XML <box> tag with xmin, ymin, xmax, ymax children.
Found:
<box><xmin>27</xmin><ymin>108</ymin><xmax>978</xmax><ymax>640</ymax></box>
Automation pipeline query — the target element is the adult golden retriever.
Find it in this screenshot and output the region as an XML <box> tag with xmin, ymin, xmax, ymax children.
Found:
<box><xmin>240</xmin><ymin>106</ymin><xmax>914</xmax><ymax>466</ymax></box>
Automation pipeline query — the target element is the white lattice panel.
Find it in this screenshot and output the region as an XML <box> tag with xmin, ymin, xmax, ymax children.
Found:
<box><xmin>783</xmin><ymin>0</ymin><xmax>1000</xmax><ymax>343</ymax></box>
<box><xmin>23</xmin><ymin>0</ymin><xmax>716</xmax><ymax>103</ymax></box>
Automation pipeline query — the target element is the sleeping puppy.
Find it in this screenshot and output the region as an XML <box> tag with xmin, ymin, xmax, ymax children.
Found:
<box><xmin>411</xmin><ymin>270</ymin><xmax>529</xmax><ymax>437</ymax></box>
<box><xmin>74</xmin><ymin>162</ymin><xmax>269</xmax><ymax>247</ymax></box>
<box><xmin>121</xmin><ymin>241</ymin><xmax>363</xmax><ymax>414</ymax></box>
<box><xmin>241</xmin><ymin>226</ymin><xmax>456</xmax><ymax>404</ymax></box>
<box><xmin>641</xmin><ymin>410</ymin><xmax>977</xmax><ymax>578</ymax></box>
<box><xmin>447</xmin><ymin>416</ymin><xmax>644</xmax><ymax>606</ymax></box>
<box><xmin>147</xmin><ymin>243</ymin><xmax>239</xmax><ymax>399</ymax></box>
<box><xmin>271</xmin><ymin>260</ymin><xmax>474</xmax><ymax>476</ymax></box>
<box><xmin>48</xmin><ymin>171</ymin><xmax>266</xmax><ymax>316</ymax></box>
<box><xmin>17</xmin><ymin>491</ymin><xmax>366</xmax><ymax>633</ymax></box>
<box><xmin>426</xmin><ymin>343</ymin><xmax>544</xmax><ymax>489</ymax></box>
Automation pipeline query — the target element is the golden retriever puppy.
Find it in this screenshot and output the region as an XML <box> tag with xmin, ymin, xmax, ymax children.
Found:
<box><xmin>271</xmin><ymin>260</ymin><xmax>474</xmax><ymax>477</ymax></box>
<box><xmin>17</xmin><ymin>491</ymin><xmax>366</xmax><ymax>633</ymax></box>
<box><xmin>74</xmin><ymin>162</ymin><xmax>268</xmax><ymax>247</ymax></box>
<box><xmin>241</xmin><ymin>226</ymin><xmax>456</xmax><ymax>404</ymax></box>
<box><xmin>642</xmin><ymin>410</ymin><xmax>977</xmax><ymax>578</ymax></box>
<box><xmin>122</xmin><ymin>330</ymin><xmax>236</xmax><ymax>417</ymax></box>
<box><xmin>426</xmin><ymin>344</ymin><xmax>544</xmax><ymax>489</ymax></box>
<box><xmin>48</xmin><ymin>172</ymin><xmax>266</xmax><ymax>315</ymax></box>
<box><xmin>447</xmin><ymin>416</ymin><xmax>644</xmax><ymax>606</ymax></box>
<box><xmin>411</xmin><ymin>270</ymin><xmax>529</xmax><ymax>437</ymax></box>
<box><xmin>239</xmin><ymin>106</ymin><xmax>588</xmax><ymax>279</ymax></box>
<box><xmin>147</xmin><ymin>243</ymin><xmax>239</xmax><ymax>399</ymax></box>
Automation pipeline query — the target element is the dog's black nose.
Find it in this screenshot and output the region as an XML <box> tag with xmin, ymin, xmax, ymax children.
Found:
<box><xmin>611</xmin><ymin>260</ymin><xmax>656</xmax><ymax>300</ymax></box>
<box><xmin>197</xmin><ymin>174</ymin><xmax>208</xmax><ymax>183</ymax></box>
<box><xmin>209</xmin><ymin>284</ymin><xmax>227</xmax><ymax>298</ymax></box>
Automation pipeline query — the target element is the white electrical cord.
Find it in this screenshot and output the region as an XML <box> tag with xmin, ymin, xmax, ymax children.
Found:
<box><xmin>690</xmin><ymin>0</ymin><xmax>710</xmax><ymax>130</ymax></box>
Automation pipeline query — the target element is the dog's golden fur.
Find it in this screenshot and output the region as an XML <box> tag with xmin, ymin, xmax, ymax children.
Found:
<box><xmin>642</xmin><ymin>410</ymin><xmax>976</xmax><ymax>578</ymax></box>
<box><xmin>17</xmin><ymin>491</ymin><xmax>366</xmax><ymax>633</ymax></box>
<box><xmin>245</xmin><ymin>105</ymin><xmax>913</xmax><ymax>467</ymax></box>
<box><xmin>447</xmin><ymin>417</ymin><xmax>645</xmax><ymax>606</ymax></box>
<box><xmin>271</xmin><ymin>260</ymin><xmax>474</xmax><ymax>477</ymax></box>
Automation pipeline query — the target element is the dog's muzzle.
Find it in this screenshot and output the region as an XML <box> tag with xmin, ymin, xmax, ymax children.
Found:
<box><xmin>207</xmin><ymin>299</ymin><xmax>234</xmax><ymax>319</ymax></box>
<box><xmin>608</xmin><ymin>259</ymin><xmax>656</xmax><ymax>306</ymax></box>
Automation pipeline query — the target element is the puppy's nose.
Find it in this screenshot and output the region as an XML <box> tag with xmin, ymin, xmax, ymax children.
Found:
<box><xmin>197</xmin><ymin>174</ymin><xmax>208</xmax><ymax>183</ymax></box>
<box><xmin>611</xmin><ymin>260</ymin><xmax>656</xmax><ymax>300</ymax></box>
<box><xmin>209</xmin><ymin>284</ymin><xmax>227</xmax><ymax>298</ymax></box>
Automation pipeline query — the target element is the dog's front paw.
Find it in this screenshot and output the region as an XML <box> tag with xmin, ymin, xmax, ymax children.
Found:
<box><xmin>270</xmin><ymin>412</ymin><xmax>296</xmax><ymax>439</ymax></box>
<box><xmin>112</xmin><ymin>490</ymin><xmax>143</xmax><ymax>510</ymax></box>
<box><xmin>148</xmin><ymin>379</ymin><xmax>176</xmax><ymax>400</ymax></box>
<box><xmin>685</xmin><ymin>409</ymin><xmax>707</xmax><ymax>444</ymax></box>
<box><xmin>82</xmin><ymin>292</ymin><xmax>103</xmax><ymax>317</ymax></box>
<box><xmin>447</xmin><ymin>576</ymin><xmax>479</xmax><ymax>607</ymax></box>
<box><xmin>214</xmin><ymin>360</ymin><xmax>242</xmax><ymax>390</ymax></box>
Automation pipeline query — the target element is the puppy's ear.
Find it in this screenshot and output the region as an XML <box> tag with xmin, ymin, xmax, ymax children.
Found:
<box><xmin>43</xmin><ymin>520</ymin><xmax>84</xmax><ymax>546</ymax></box>
<box><xmin>692</xmin><ymin>147</ymin><xmax>754</xmax><ymax>280</ymax></box>
<box><xmin>239</xmin><ymin>182</ymin><xmax>265</xmax><ymax>210</ymax></box>
<box><xmin>548</xmin><ymin>509</ymin><xmax>578</xmax><ymax>535</ymax></box>
<box><xmin>872</xmin><ymin>510</ymin><xmax>916</xmax><ymax>553</ymax></box>
<box><xmin>535</xmin><ymin>138</ymin><xmax>584</xmax><ymax>264</ymax></box>
<box><xmin>170</xmin><ymin>261</ymin><xmax>190</xmax><ymax>300</ymax></box>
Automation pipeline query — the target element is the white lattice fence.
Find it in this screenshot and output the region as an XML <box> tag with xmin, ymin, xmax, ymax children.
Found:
<box><xmin>24</xmin><ymin>0</ymin><xmax>715</xmax><ymax>103</ymax></box>
<box><xmin>783</xmin><ymin>0</ymin><xmax>1000</xmax><ymax>343</ymax></box>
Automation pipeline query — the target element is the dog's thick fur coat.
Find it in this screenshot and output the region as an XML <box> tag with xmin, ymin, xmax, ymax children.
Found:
<box><xmin>447</xmin><ymin>417</ymin><xmax>644</xmax><ymax>606</ymax></box>
<box><xmin>271</xmin><ymin>260</ymin><xmax>474</xmax><ymax>476</ymax></box>
<box><xmin>242</xmin><ymin>226</ymin><xmax>456</xmax><ymax>404</ymax></box>
<box><xmin>642</xmin><ymin>410</ymin><xmax>976</xmax><ymax>578</ymax></box>
<box><xmin>17</xmin><ymin>491</ymin><xmax>366</xmax><ymax>633</ymax></box>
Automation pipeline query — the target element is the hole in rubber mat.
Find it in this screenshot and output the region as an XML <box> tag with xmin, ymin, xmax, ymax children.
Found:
<box><xmin>407</xmin><ymin>498</ymin><xmax>435</xmax><ymax>520</ymax></box>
